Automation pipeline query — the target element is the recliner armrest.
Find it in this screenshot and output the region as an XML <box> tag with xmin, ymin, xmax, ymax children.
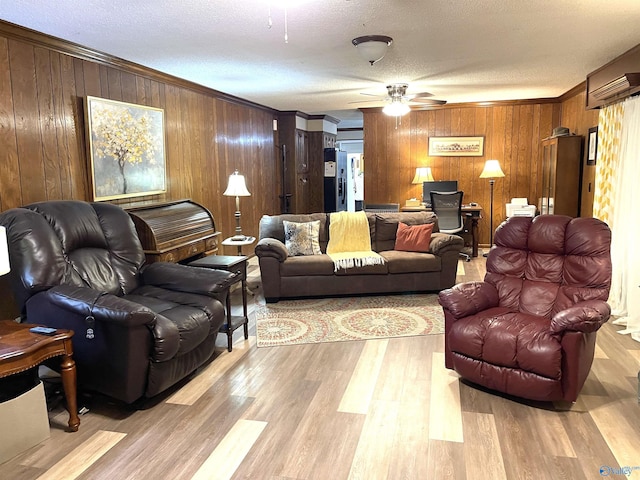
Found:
<box><xmin>438</xmin><ymin>281</ymin><xmax>500</xmax><ymax>319</ymax></box>
<box><xmin>32</xmin><ymin>285</ymin><xmax>181</xmax><ymax>365</ymax></box>
<box><xmin>255</xmin><ymin>237</ymin><xmax>289</xmax><ymax>262</ymax></box>
<box><xmin>429</xmin><ymin>232</ymin><xmax>464</xmax><ymax>256</ymax></box>
<box><xmin>141</xmin><ymin>262</ymin><xmax>237</xmax><ymax>296</ymax></box>
<box><xmin>550</xmin><ymin>300</ymin><xmax>611</xmax><ymax>334</ymax></box>
<box><xmin>42</xmin><ymin>285</ymin><xmax>157</xmax><ymax>328</ymax></box>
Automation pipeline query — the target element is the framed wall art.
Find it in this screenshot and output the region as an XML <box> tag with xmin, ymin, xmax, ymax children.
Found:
<box><xmin>85</xmin><ymin>96</ymin><xmax>166</xmax><ymax>201</ymax></box>
<box><xmin>587</xmin><ymin>126</ymin><xmax>598</xmax><ymax>165</ymax></box>
<box><xmin>428</xmin><ymin>136</ymin><xmax>485</xmax><ymax>157</ymax></box>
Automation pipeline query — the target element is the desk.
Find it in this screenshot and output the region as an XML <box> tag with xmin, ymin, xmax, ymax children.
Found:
<box><xmin>400</xmin><ymin>205</ymin><xmax>483</xmax><ymax>257</ymax></box>
<box><xmin>0</xmin><ymin>320</ymin><xmax>80</xmax><ymax>432</ymax></box>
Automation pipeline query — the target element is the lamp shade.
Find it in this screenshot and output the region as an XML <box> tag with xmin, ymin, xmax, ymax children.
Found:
<box><xmin>0</xmin><ymin>226</ymin><xmax>10</xmax><ymax>276</ymax></box>
<box><xmin>412</xmin><ymin>167</ymin><xmax>435</xmax><ymax>184</ymax></box>
<box><xmin>223</xmin><ymin>170</ymin><xmax>251</xmax><ymax>197</ymax></box>
<box><xmin>479</xmin><ymin>159</ymin><xmax>505</xmax><ymax>179</ymax></box>
<box><xmin>352</xmin><ymin>35</ymin><xmax>393</xmax><ymax>65</ymax></box>
<box><xmin>382</xmin><ymin>101</ymin><xmax>410</xmax><ymax>117</ymax></box>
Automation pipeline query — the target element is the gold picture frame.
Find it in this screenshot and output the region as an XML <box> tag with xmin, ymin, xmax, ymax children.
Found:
<box><xmin>428</xmin><ymin>136</ymin><xmax>485</xmax><ymax>157</ymax></box>
<box><xmin>85</xmin><ymin>96</ymin><xmax>166</xmax><ymax>201</ymax></box>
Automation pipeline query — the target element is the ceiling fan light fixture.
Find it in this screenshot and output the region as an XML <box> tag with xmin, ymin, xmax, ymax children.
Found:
<box><xmin>352</xmin><ymin>35</ymin><xmax>393</xmax><ymax>66</ymax></box>
<box><xmin>382</xmin><ymin>101</ymin><xmax>410</xmax><ymax>116</ymax></box>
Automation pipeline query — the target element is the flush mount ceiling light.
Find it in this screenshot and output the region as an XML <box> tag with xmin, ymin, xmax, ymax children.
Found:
<box><xmin>352</xmin><ymin>35</ymin><xmax>393</xmax><ymax>65</ymax></box>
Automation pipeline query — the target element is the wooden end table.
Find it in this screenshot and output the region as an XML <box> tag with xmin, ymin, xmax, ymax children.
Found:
<box><xmin>188</xmin><ymin>255</ymin><xmax>249</xmax><ymax>352</ymax></box>
<box><xmin>0</xmin><ymin>320</ymin><xmax>80</xmax><ymax>432</ymax></box>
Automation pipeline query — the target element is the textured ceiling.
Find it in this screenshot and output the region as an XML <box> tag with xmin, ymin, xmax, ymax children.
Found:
<box><xmin>3</xmin><ymin>1</ymin><xmax>640</xmax><ymax>128</ymax></box>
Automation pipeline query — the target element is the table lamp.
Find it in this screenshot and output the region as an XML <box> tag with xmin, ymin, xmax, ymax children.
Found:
<box><xmin>412</xmin><ymin>167</ymin><xmax>434</xmax><ymax>184</ymax></box>
<box><xmin>412</xmin><ymin>167</ymin><xmax>434</xmax><ymax>204</ymax></box>
<box><xmin>0</xmin><ymin>226</ymin><xmax>10</xmax><ymax>276</ymax></box>
<box><xmin>479</xmin><ymin>159</ymin><xmax>505</xmax><ymax>256</ymax></box>
<box><xmin>223</xmin><ymin>170</ymin><xmax>251</xmax><ymax>241</ymax></box>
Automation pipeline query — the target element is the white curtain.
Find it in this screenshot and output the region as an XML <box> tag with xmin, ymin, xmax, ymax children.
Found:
<box><xmin>601</xmin><ymin>96</ymin><xmax>640</xmax><ymax>340</ymax></box>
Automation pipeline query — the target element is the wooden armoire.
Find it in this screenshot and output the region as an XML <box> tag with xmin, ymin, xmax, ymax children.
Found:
<box><xmin>539</xmin><ymin>135</ymin><xmax>583</xmax><ymax>217</ymax></box>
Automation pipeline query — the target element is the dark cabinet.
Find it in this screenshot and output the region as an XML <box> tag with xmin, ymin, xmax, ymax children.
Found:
<box><xmin>539</xmin><ymin>136</ymin><xmax>582</xmax><ymax>217</ymax></box>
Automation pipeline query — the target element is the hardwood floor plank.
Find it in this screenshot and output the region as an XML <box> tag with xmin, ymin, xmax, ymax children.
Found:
<box><xmin>462</xmin><ymin>412</ymin><xmax>507</xmax><ymax>480</ymax></box>
<box><xmin>190</xmin><ymin>419</ymin><xmax>267</xmax><ymax>480</ymax></box>
<box><xmin>35</xmin><ymin>430</ymin><xmax>126</xmax><ymax>480</ymax></box>
<box><xmin>583</xmin><ymin>392</ymin><xmax>640</xmax><ymax>472</ymax></box>
<box><xmin>426</xmin><ymin>439</ymin><xmax>467</xmax><ymax>480</ymax></box>
<box><xmin>347</xmin><ymin>399</ymin><xmax>400</xmax><ymax>480</ymax></box>
<box><xmin>429</xmin><ymin>352</ymin><xmax>463</xmax><ymax>442</ymax></box>
<box><xmin>279</xmin><ymin>370</ymin><xmax>364</xmax><ymax>479</ymax></box>
<box><xmin>338</xmin><ymin>339</ymin><xmax>388</xmax><ymax>414</ymax></box>
<box><xmin>165</xmin><ymin>337</ymin><xmax>255</xmax><ymax>405</ymax></box>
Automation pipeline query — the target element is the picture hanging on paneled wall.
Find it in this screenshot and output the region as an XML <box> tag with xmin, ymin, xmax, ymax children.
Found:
<box><xmin>428</xmin><ymin>136</ymin><xmax>484</xmax><ymax>157</ymax></box>
<box><xmin>85</xmin><ymin>96</ymin><xmax>167</xmax><ymax>201</ymax></box>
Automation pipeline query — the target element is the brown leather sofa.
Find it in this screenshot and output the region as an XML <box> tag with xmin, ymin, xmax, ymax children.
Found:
<box><xmin>256</xmin><ymin>211</ymin><xmax>464</xmax><ymax>302</ymax></box>
<box><xmin>0</xmin><ymin>200</ymin><xmax>236</xmax><ymax>404</ymax></box>
<box><xmin>438</xmin><ymin>215</ymin><xmax>612</xmax><ymax>402</ymax></box>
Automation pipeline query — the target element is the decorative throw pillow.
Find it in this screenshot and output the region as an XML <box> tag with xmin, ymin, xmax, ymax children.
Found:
<box><xmin>283</xmin><ymin>220</ymin><xmax>322</xmax><ymax>256</ymax></box>
<box><xmin>394</xmin><ymin>222</ymin><xmax>434</xmax><ymax>253</ymax></box>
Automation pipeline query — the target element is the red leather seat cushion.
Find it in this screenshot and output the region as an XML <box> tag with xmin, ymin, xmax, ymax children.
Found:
<box><xmin>449</xmin><ymin>307</ymin><xmax>562</xmax><ymax>380</ymax></box>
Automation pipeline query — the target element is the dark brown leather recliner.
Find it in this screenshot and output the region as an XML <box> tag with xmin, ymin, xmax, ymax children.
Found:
<box><xmin>0</xmin><ymin>200</ymin><xmax>236</xmax><ymax>404</ymax></box>
<box><xmin>438</xmin><ymin>215</ymin><xmax>612</xmax><ymax>402</ymax></box>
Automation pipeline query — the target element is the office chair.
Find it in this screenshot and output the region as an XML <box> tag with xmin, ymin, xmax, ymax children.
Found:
<box><xmin>430</xmin><ymin>191</ymin><xmax>471</xmax><ymax>262</ymax></box>
<box><xmin>363</xmin><ymin>203</ymin><xmax>400</xmax><ymax>213</ymax></box>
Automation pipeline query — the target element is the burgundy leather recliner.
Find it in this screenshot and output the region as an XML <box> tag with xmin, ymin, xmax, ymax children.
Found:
<box><xmin>0</xmin><ymin>200</ymin><xmax>236</xmax><ymax>404</ymax></box>
<box><xmin>438</xmin><ymin>215</ymin><xmax>612</xmax><ymax>402</ymax></box>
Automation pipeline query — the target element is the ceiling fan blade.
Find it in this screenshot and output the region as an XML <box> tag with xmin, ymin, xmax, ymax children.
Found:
<box><xmin>408</xmin><ymin>98</ymin><xmax>447</xmax><ymax>105</ymax></box>
<box><xmin>348</xmin><ymin>99</ymin><xmax>385</xmax><ymax>105</ymax></box>
<box><xmin>406</xmin><ymin>91</ymin><xmax>434</xmax><ymax>99</ymax></box>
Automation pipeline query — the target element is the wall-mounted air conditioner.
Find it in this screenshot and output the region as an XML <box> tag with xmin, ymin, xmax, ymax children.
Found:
<box><xmin>586</xmin><ymin>44</ymin><xmax>640</xmax><ymax>109</ymax></box>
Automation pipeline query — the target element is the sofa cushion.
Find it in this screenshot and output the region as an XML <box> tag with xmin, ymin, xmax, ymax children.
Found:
<box><xmin>374</xmin><ymin>212</ymin><xmax>438</xmax><ymax>251</ymax></box>
<box><xmin>283</xmin><ymin>220</ymin><xmax>321</xmax><ymax>256</ymax></box>
<box><xmin>259</xmin><ymin>213</ymin><xmax>329</xmax><ymax>251</ymax></box>
<box><xmin>280</xmin><ymin>254</ymin><xmax>335</xmax><ymax>276</ymax></box>
<box><xmin>380</xmin><ymin>250</ymin><xmax>441</xmax><ymax>274</ymax></box>
<box><xmin>394</xmin><ymin>222</ymin><xmax>434</xmax><ymax>253</ymax></box>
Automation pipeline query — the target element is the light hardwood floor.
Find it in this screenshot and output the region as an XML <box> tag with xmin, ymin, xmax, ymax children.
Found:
<box><xmin>3</xmin><ymin>255</ymin><xmax>640</xmax><ymax>480</ymax></box>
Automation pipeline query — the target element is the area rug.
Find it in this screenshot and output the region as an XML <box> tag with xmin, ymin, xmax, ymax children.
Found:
<box><xmin>255</xmin><ymin>294</ymin><xmax>444</xmax><ymax>347</ymax></box>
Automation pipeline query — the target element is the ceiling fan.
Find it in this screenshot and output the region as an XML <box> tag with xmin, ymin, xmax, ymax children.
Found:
<box><xmin>351</xmin><ymin>83</ymin><xmax>447</xmax><ymax>116</ymax></box>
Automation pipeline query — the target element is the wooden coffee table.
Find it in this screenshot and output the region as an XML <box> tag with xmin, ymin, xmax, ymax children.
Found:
<box><xmin>0</xmin><ymin>320</ymin><xmax>80</xmax><ymax>432</ymax></box>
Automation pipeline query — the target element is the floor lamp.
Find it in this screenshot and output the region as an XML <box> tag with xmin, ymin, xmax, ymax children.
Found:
<box><xmin>479</xmin><ymin>160</ymin><xmax>505</xmax><ymax>257</ymax></box>
<box><xmin>223</xmin><ymin>170</ymin><xmax>251</xmax><ymax>241</ymax></box>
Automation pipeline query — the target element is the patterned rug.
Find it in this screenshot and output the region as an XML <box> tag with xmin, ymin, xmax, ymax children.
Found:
<box><xmin>255</xmin><ymin>294</ymin><xmax>444</xmax><ymax>347</ymax></box>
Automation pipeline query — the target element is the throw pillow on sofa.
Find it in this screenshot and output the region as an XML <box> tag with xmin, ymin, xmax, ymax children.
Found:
<box><xmin>283</xmin><ymin>220</ymin><xmax>322</xmax><ymax>256</ymax></box>
<box><xmin>394</xmin><ymin>222</ymin><xmax>434</xmax><ymax>253</ymax></box>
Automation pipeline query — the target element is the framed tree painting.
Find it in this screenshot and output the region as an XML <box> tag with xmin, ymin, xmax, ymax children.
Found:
<box><xmin>85</xmin><ymin>96</ymin><xmax>166</xmax><ymax>201</ymax></box>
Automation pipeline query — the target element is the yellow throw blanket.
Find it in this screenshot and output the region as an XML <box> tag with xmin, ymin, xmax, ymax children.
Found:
<box><xmin>326</xmin><ymin>211</ymin><xmax>384</xmax><ymax>272</ymax></box>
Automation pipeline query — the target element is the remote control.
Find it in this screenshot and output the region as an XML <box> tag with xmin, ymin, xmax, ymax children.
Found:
<box><xmin>29</xmin><ymin>326</ymin><xmax>57</xmax><ymax>335</ymax></box>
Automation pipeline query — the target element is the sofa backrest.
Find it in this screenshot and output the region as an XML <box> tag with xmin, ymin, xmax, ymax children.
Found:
<box><xmin>259</xmin><ymin>211</ymin><xmax>439</xmax><ymax>253</ymax></box>
<box><xmin>0</xmin><ymin>200</ymin><xmax>146</xmax><ymax>311</ymax></box>
<box><xmin>486</xmin><ymin>215</ymin><xmax>612</xmax><ymax>318</ymax></box>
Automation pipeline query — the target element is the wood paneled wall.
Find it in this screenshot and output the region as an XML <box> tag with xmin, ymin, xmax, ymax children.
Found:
<box><xmin>0</xmin><ymin>22</ymin><xmax>280</xmax><ymax>246</ymax></box>
<box><xmin>363</xmin><ymin>102</ymin><xmax>562</xmax><ymax>246</ymax></box>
